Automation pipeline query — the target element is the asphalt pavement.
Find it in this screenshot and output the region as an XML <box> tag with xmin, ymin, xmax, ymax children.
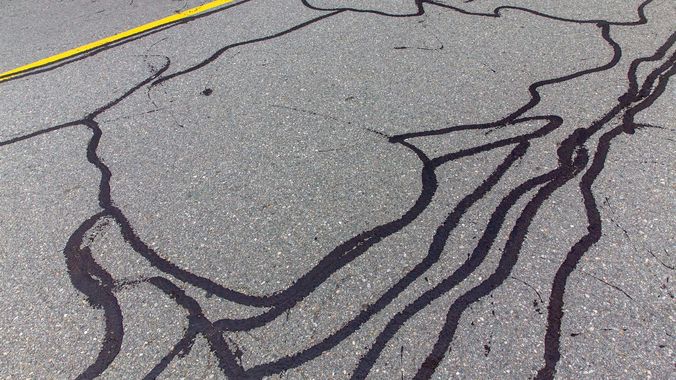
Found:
<box><xmin>0</xmin><ymin>0</ymin><xmax>674</xmax><ymax>379</ymax></box>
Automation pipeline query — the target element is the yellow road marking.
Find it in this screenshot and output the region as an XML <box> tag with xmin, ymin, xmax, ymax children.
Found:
<box><xmin>0</xmin><ymin>0</ymin><xmax>235</xmax><ymax>81</ymax></box>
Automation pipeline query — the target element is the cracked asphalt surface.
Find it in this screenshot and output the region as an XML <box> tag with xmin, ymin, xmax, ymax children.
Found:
<box><xmin>0</xmin><ymin>0</ymin><xmax>674</xmax><ymax>379</ymax></box>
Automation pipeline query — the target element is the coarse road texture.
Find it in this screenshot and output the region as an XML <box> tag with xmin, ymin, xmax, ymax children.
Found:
<box><xmin>0</xmin><ymin>0</ymin><xmax>674</xmax><ymax>379</ymax></box>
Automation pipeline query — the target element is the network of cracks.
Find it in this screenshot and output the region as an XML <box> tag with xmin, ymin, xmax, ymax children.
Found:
<box><xmin>1</xmin><ymin>0</ymin><xmax>674</xmax><ymax>379</ymax></box>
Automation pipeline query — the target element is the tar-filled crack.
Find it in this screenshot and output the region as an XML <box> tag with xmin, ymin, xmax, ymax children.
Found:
<box><xmin>1</xmin><ymin>0</ymin><xmax>674</xmax><ymax>379</ymax></box>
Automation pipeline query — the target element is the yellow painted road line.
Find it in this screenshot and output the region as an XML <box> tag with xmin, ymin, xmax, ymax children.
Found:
<box><xmin>0</xmin><ymin>0</ymin><xmax>235</xmax><ymax>81</ymax></box>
